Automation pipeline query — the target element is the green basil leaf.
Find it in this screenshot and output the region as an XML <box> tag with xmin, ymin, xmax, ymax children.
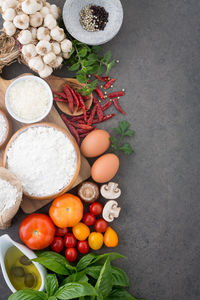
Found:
<box><xmin>107</xmin><ymin>287</ymin><xmax>138</xmax><ymax>300</ymax></box>
<box><xmin>55</xmin><ymin>282</ymin><xmax>97</xmax><ymax>299</ymax></box>
<box><xmin>69</xmin><ymin>62</ymin><xmax>80</xmax><ymax>71</ymax></box>
<box><xmin>111</xmin><ymin>267</ymin><xmax>129</xmax><ymax>287</ymax></box>
<box><xmin>124</xmin><ymin>129</ymin><xmax>135</xmax><ymax>137</ymax></box>
<box><xmin>76</xmin><ymin>253</ymin><xmax>96</xmax><ymax>271</ymax></box>
<box><xmin>86</xmin><ymin>265</ymin><xmax>102</xmax><ymax>279</ymax></box>
<box><xmin>79</xmin><ymin>48</ymin><xmax>88</xmax><ymax>57</ymax></box>
<box><xmin>8</xmin><ymin>290</ymin><xmax>47</xmax><ymax>300</ymax></box>
<box><xmin>95</xmin><ymin>258</ymin><xmax>112</xmax><ymax>298</ymax></box>
<box><xmin>62</xmin><ymin>271</ymin><xmax>88</xmax><ymax>285</ymax></box>
<box><xmin>48</xmin><ymin>297</ymin><xmax>57</xmax><ymax>300</ymax></box>
<box><xmin>119</xmin><ymin>121</ymin><xmax>130</xmax><ymax>133</ymax></box>
<box><xmin>120</xmin><ymin>143</ymin><xmax>134</xmax><ymax>155</ymax></box>
<box><xmin>45</xmin><ymin>274</ymin><xmax>59</xmax><ymax>296</ymax></box>
<box><xmin>91</xmin><ymin>252</ymin><xmax>126</xmax><ymax>265</ymax></box>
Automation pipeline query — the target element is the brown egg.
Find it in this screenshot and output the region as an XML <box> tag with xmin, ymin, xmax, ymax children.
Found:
<box><xmin>81</xmin><ymin>129</ymin><xmax>110</xmax><ymax>158</ymax></box>
<box><xmin>91</xmin><ymin>153</ymin><xmax>119</xmax><ymax>183</ymax></box>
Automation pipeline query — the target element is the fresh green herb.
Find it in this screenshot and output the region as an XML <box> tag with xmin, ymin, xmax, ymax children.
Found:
<box><xmin>110</xmin><ymin>121</ymin><xmax>135</xmax><ymax>154</ymax></box>
<box><xmin>9</xmin><ymin>252</ymin><xmax>146</xmax><ymax>300</ymax></box>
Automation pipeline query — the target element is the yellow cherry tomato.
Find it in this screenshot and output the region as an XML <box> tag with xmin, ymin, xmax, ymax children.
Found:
<box><xmin>72</xmin><ymin>222</ymin><xmax>90</xmax><ymax>241</ymax></box>
<box><xmin>88</xmin><ymin>232</ymin><xmax>104</xmax><ymax>250</ymax></box>
<box><xmin>104</xmin><ymin>227</ymin><xmax>118</xmax><ymax>247</ymax></box>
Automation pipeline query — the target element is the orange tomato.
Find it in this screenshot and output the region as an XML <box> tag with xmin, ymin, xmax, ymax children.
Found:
<box><xmin>49</xmin><ymin>194</ymin><xmax>83</xmax><ymax>228</ymax></box>
<box><xmin>72</xmin><ymin>222</ymin><xmax>90</xmax><ymax>241</ymax></box>
<box><xmin>88</xmin><ymin>232</ymin><xmax>104</xmax><ymax>250</ymax></box>
<box><xmin>104</xmin><ymin>227</ymin><xmax>118</xmax><ymax>248</ymax></box>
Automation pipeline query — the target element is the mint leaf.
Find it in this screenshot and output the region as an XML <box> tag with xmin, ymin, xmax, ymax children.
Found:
<box><xmin>55</xmin><ymin>282</ymin><xmax>97</xmax><ymax>299</ymax></box>
<box><xmin>79</xmin><ymin>48</ymin><xmax>87</xmax><ymax>57</ymax></box>
<box><xmin>103</xmin><ymin>50</ymin><xmax>112</xmax><ymax>63</ymax></box>
<box><xmin>45</xmin><ymin>274</ymin><xmax>59</xmax><ymax>297</ymax></box>
<box><xmin>97</xmin><ymin>64</ymin><xmax>105</xmax><ymax>75</ymax></box>
<box><xmin>77</xmin><ymin>74</ymin><xmax>87</xmax><ymax>83</ymax></box>
<box><xmin>120</xmin><ymin>143</ymin><xmax>134</xmax><ymax>154</ymax></box>
<box><xmin>106</xmin><ymin>60</ymin><xmax>115</xmax><ymax>74</ymax></box>
<box><xmin>92</xmin><ymin>45</ymin><xmax>101</xmax><ymax>53</ymax></box>
<box><xmin>69</xmin><ymin>62</ymin><xmax>80</xmax><ymax>71</ymax></box>
<box><xmin>95</xmin><ymin>258</ymin><xmax>113</xmax><ymax>298</ymax></box>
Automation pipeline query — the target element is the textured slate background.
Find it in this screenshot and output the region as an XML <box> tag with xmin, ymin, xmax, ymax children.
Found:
<box><xmin>0</xmin><ymin>0</ymin><xmax>200</xmax><ymax>299</ymax></box>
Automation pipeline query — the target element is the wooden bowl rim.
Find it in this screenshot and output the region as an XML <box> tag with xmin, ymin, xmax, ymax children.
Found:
<box><xmin>3</xmin><ymin>122</ymin><xmax>81</xmax><ymax>200</ymax></box>
<box><xmin>0</xmin><ymin>109</ymin><xmax>11</xmax><ymax>148</ymax></box>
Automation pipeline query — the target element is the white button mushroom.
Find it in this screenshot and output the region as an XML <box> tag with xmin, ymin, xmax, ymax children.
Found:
<box><xmin>50</xmin><ymin>4</ymin><xmax>61</xmax><ymax>19</ymax></box>
<box><xmin>36</xmin><ymin>40</ymin><xmax>52</xmax><ymax>55</ymax></box>
<box><xmin>100</xmin><ymin>182</ymin><xmax>121</xmax><ymax>199</ymax></box>
<box><xmin>43</xmin><ymin>52</ymin><xmax>56</xmax><ymax>65</ymax></box>
<box><xmin>62</xmin><ymin>52</ymin><xmax>70</xmax><ymax>59</ymax></box>
<box><xmin>50</xmin><ymin>26</ymin><xmax>65</xmax><ymax>42</ymax></box>
<box><xmin>2</xmin><ymin>8</ymin><xmax>16</xmax><ymax>21</ymax></box>
<box><xmin>39</xmin><ymin>64</ymin><xmax>53</xmax><ymax>78</ymax></box>
<box><xmin>13</xmin><ymin>14</ymin><xmax>29</xmax><ymax>30</ymax></box>
<box><xmin>37</xmin><ymin>27</ymin><xmax>50</xmax><ymax>41</ymax></box>
<box><xmin>61</xmin><ymin>39</ymin><xmax>72</xmax><ymax>53</ymax></box>
<box><xmin>18</xmin><ymin>29</ymin><xmax>32</xmax><ymax>45</ymax></box>
<box><xmin>29</xmin><ymin>11</ymin><xmax>43</xmax><ymax>27</ymax></box>
<box><xmin>40</xmin><ymin>6</ymin><xmax>50</xmax><ymax>17</ymax></box>
<box><xmin>44</xmin><ymin>14</ymin><xmax>57</xmax><ymax>30</ymax></box>
<box><xmin>3</xmin><ymin>21</ymin><xmax>16</xmax><ymax>36</ymax></box>
<box><xmin>52</xmin><ymin>42</ymin><xmax>61</xmax><ymax>55</ymax></box>
<box><xmin>22</xmin><ymin>0</ymin><xmax>42</xmax><ymax>15</ymax></box>
<box><xmin>22</xmin><ymin>44</ymin><xmax>37</xmax><ymax>61</ymax></box>
<box><xmin>102</xmin><ymin>200</ymin><xmax>121</xmax><ymax>222</ymax></box>
<box><xmin>28</xmin><ymin>55</ymin><xmax>44</xmax><ymax>72</ymax></box>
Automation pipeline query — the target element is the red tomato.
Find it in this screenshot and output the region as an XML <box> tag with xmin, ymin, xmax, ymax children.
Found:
<box><xmin>19</xmin><ymin>214</ymin><xmax>55</xmax><ymax>250</ymax></box>
<box><xmin>95</xmin><ymin>219</ymin><xmax>108</xmax><ymax>233</ymax></box>
<box><xmin>55</xmin><ymin>227</ymin><xmax>68</xmax><ymax>236</ymax></box>
<box><xmin>51</xmin><ymin>237</ymin><xmax>64</xmax><ymax>253</ymax></box>
<box><xmin>64</xmin><ymin>233</ymin><xmax>77</xmax><ymax>248</ymax></box>
<box><xmin>83</xmin><ymin>213</ymin><xmax>96</xmax><ymax>226</ymax></box>
<box><xmin>65</xmin><ymin>248</ymin><xmax>77</xmax><ymax>262</ymax></box>
<box><xmin>77</xmin><ymin>240</ymin><xmax>90</xmax><ymax>254</ymax></box>
<box><xmin>90</xmin><ymin>202</ymin><xmax>103</xmax><ymax>216</ymax></box>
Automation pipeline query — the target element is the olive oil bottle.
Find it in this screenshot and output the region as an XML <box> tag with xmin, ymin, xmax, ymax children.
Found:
<box><xmin>4</xmin><ymin>246</ymin><xmax>41</xmax><ymax>291</ymax></box>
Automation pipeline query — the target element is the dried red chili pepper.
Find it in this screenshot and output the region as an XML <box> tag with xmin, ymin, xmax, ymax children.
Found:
<box><xmin>94</xmin><ymin>74</ymin><xmax>109</xmax><ymax>82</ymax></box>
<box><xmin>113</xmin><ymin>98</ymin><xmax>126</xmax><ymax>115</ymax></box>
<box><xmin>63</xmin><ymin>85</ymin><xmax>74</xmax><ymax>113</ymax></box>
<box><xmin>108</xmin><ymin>91</ymin><xmax>125</xmax><ymax>99</ymax></box>
<box><xmin>87</xmin><ymin>104</ymin><xmax>98</xmax><ymax>126</ymax></box>
<box><xmin>101</xmin><ymin>99</ymin><xmax>112</xmax><ymax>111</ymax></box>
<box><xmin>60</xmin><ymin>114</ymin><xmax>80</xmax><ymax>145</ymax></box>
<box><xmin>70</xmin><ymin>115</ymin><xmax>84</xmax><ymax>122</ymax></box>
<box><xmin>71</xmin><ymin>123</ymin><xmax>93</xmax><ymax>130</ymax></box>
<box><xmin>82</xmin><ymin>95</ymin><xmax>90</xmax><ymax>101</ymax></box>
<box><xmin>104</xmin><ymin>78</ymin><xmax>116</xmax><ymax>89</ymax></box>
<box><xmin>69</xmin><ymin>87</ymin><xmax>80</xmax><ymax>111</ymax></box>
<box><xmin>92</xmin><ymin>114</ymin><xmax>115</xmax><ymax>124</ymax></box>
<box><xmin>77</xmin><ymin>127</ymin><xmax>95</xmax><ymax>134</ymax></box>
<box><xmin>95</xmin><ymin>86</ymin><xmax>105</xmax><ymax>101</ymax></box>
<box><xmin>76</xmin><ymin>92</ymin><xmax>87</xmax><ymax>122</ymax></box>
<box><xmin>80</xmin><ymin>132</ymin><xmax>93</xmax><ymax>138</ymax></box>
<box><xmin>93</xmin><ymin>96</ymin><xmax>103</xmax><ymax>121</ymax></box>
<box><xmin>54</xmin><ymin>97</ymin><xmax>68</xmax><ymax>103</ymax></box>
<box><xmin>53</xmin><ymin>91</ymin><xmax>67</xmax><ymax>99</ymax></box>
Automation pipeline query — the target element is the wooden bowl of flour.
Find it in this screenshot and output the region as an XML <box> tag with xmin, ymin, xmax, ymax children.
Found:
<box><xmin>0</xmin><ymin>109</ymin><xmax>12</xmax><ymax>149</ymax></box>
<box><xmin>3</xmin><ymin>123</ymin><xmax>81</xmax><ymax>201</ymax></box>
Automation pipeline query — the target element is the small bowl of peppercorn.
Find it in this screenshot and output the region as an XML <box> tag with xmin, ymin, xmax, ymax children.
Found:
<box><xmin>63</xmin><ymin>0</ymin><xmax>123</xmax><ymax>45</ymax></box>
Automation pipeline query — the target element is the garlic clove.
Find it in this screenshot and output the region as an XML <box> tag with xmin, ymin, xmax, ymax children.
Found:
<box><xmin>13</xmin><ymin>14</ymin><xmax>29</xmax><ymax>30</ymax></box>
<box><xmin>44</xmin><ymin>13</ymin><xmax>57</xmax><ymax>30</ymax></box>
<box><xmin>3</xmin><ymin>21</ymin><xmax>16</xmax><ymax>36</ymax></box>
<box><xmin>37</xmin><ymin>27</ymin><xmax>50</xmax><ymax>41</ymax></box>
<box><xmin>29</xmin><ymin>11</ymin><xmax>43</xmax><ymax>27</ymax></box>
<box><xmin>28</xmin><ymin>55</ymin><xmax>44</xmax><ymax>72</ymax></box>
<box><xmin>2</xmin><ymin>8</ymin><xmax>16</xmax><ymax>21</ymax></box>
<box><xmin>36</xmin><ymin>40</ymin><xmax>52</xmax><ymax>55</ymax></box>
<box><xmin>61</xmin><ymin>39</ymin><xmax>72</xmax><ymax>53</ymax></box>
<box><xmin>50</xmin><ymin>26</ymin><xmax>65</xmax><ymax>42</ymax></box>
<box><xmin>39</xmin><ymin>64</ymin><xmax>53</xmax><ymax>78</ymax></box>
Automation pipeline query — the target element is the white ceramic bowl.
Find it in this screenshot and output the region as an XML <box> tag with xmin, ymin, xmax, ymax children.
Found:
<box><xmin>63</xmin><ymin>0</ymin><xmax>123</xmax><ymax>45</ymax></box>
<box><xmin>5</xmin><ymin>75</ymin><xmax>53</xmax><ymax>124</ymax></box>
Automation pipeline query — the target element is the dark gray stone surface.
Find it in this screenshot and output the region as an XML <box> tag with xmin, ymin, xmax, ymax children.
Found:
<box><xmin>0</xmin><ymin>0</ymin><xmax>200</xmax><ymax>299</ymax></box>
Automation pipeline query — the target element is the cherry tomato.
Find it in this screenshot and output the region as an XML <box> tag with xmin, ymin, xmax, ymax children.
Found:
<box><xmin>83</xmin><ymin>213</ymin><xmax>96</xmax><ymax>226</ymax></box>
<box><xmin>65</xmin><ymin>248</ymin><xmax>77</xmax><ymax>262</ymax></box>
<box><xmin>77</xmin><ymin>240</ymin><xmax>90</xmax><ymax>254</ymax></box>
<box><xmin>51</xmin><ymin>237</ymin><xmax>64</xmax><ymax>253</ymax></box>
<box><xmin>104</xmin><ymin>227</ymin><xmax>118</xmax><ymax>247</ymax></box>
<box><xmin>72</xmin><ymin>222</ymin><xmax>90</xmax><ymax>241</ymax></box>
<box><xmin>19</xmin><ymin>214</ymin><xmax>55</xmax><ymax>250</ymax></box>
<box><xmin>95</xmin><ymin>218</ymin><xmax>108</xmax><ymax>233</ymax></box>
<box><xmin>88</xmin><ymin>232</ymin><xmax>104</xmax><ymax>250</ymax></box>
<box><xmin>55</xmin><ymin>227</ymin><xmax>68</xmax><ymax>236</ymax></box>
<box><xmin>64</xmin><ymin>233</ymin><xmax>77</xmax><ymax>248</ymax></box>
<box><xmin>89</xmin><ymin>202</ymin><xmax>103</xmax><ymax>216</ymax></box>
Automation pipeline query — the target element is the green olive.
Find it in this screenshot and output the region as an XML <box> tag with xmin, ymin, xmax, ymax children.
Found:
<box><xmin>24</xmin><ymin>273</ymin><xmax>36</xmax><ymax>288</ymax></box>
<box><xmin>19</xmin><ymin>255</ymin><xmax>32</xmax><ymax>266</ymax></box>
<box><xmin>10</xmin><ymin>266</ymin><xmax>25</xmax><ymax>278</ymax></box>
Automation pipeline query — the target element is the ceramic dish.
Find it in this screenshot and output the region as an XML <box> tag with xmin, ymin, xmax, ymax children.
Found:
<box><xmin>63</xmin><ymin>0</ymin><xmax>123</xmax><ymax>45</ymax></box>
<box><xmin>5</xmin><ymin>75</ymin><xmax>53</xmax><ymax>124</ymax></box>
<box><xmin>3</xmin><ymin>122</ymin><xmax>81</xmax><ymax>200</ymax></box>
<box><xmin>0</xmin><ymin>109</ymin><xmax>11</xmax><ymax>149</ymax></box>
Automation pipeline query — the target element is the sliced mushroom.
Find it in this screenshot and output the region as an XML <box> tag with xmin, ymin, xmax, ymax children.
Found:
<box><xmin>102</xmin><ymin>200</ymin><xmax>121</xmax><ymax>222</ymax></box>
<box><xmin>77</xmin><ymin>181</ymin><xmax>99</xmax><ymax>203</ymax></box>
<box><xmin>100</xmin><ymin>182</ymin><xmax>121</xmax><ymax>199</ymax></box>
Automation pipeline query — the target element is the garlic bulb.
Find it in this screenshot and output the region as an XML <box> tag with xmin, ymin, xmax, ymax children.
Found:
<box><xmin>52</xmin><ymin>42</ymin><xmax>61</xmax><ymax>55</ymax></box>
<box><xmin>29</xmin><ymin>11</ymin><xmax>43</xmax><ymax>27</ymax></box>
<box><xmin>2</xmin><ymin>0</ymin><xmax>17</xmax><ymax>11</ymax></box>
<box><xmin>61</xmin><ymin>39</ymin><xmax>72</xmax><ymax>53</ymax></box>
<box><xmin>43</xmin><ymin>52</ymin><xmax>56</xmax><ymax>65</ymax></box>
<box><xmin>28</xmin><ymin>55</ymin><xmax>44</xmax><ymax>71</ymax></box>
<box><xmin>18</xmin><ymin>29</ymin><xmax>32</xmax><ymax>45</ymax></box>
<box><xmin>22</xmin><ymin>0</ymin><xmax>42</xmax><ymax>15</ymax></box>
<box><xmin>2</xmin><ymin>8</ymin><xmax>16</xmax><ymax>21</ymax></box>
<box><xmin>44</xmin><ymin>14</ymin><xmax>57</xmax><ymax>30</ymax></box>
<box><xmin>37</xmin><ymin>27</ymin><xmax>50</xmax><ymax>41</ymax></box>
<box><xmin>45</xmin><ymin>2</ymin><xmax>51</xmax><ymax>8</ymax></box>
<box><xmin>50</xmin><ymin>4</ymin><xmax>60</xmax><ymax>19</ymax></box>
<box><xmin>49</xmin><ymin>55</ymin><xmax>63</xmax><ymax>68</ymax></box>
<box><xmin>3</xmin><ymin>21</ymin><xmax>16</xmax><ymax>36</ymax></box>
<box><xmin>22</xmin><ymin>44</ymin><xmax>37</xmax><ymax>60</ymax></box>
<box><xmin>62</xmin><ymin>51</ymin><xmax>70</xmax><ymax>59</ymax></box>
<box><xmin>13</xmin><ymin>14</ymin><xmax>29</xmax><ymax>29</ymax></box>
<box><xmin>40</xmin><ymin>6</ymin><xmax>50</xmax><ymax>17</ymax></box>
<box><xmin>36</xmin><ymin>40</ymin><xmax>51</xmax><ymax>55</ymax></box>
<box><xmin>30</xmin><ymin>27</ymin><xmax>37</xmax><ymax>39</ymax></box>
<box><xmin>50</xmin><ymin>26</ymin><xmax>65</xmax><ymax>42</ymax></box>
<box><xmin>39</xmin><ymin>64</ymin><xmax>52</xmax><ymax>78</ymax></box>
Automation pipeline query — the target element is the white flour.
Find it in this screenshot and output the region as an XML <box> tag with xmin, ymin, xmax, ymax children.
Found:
<box><xmin>0</xmin><ymin>114</ymin><xmax>8</xmax><ymax>144</ymax></box>
<box><xmin>0</xmin><ymin>179</ymin><xmax>18</xmax><ymax>212</ymax></box>
<box><xmin>6</xmin><ymin>126</ymin><xmax>77</xmax><ymax>197</ymax></box>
